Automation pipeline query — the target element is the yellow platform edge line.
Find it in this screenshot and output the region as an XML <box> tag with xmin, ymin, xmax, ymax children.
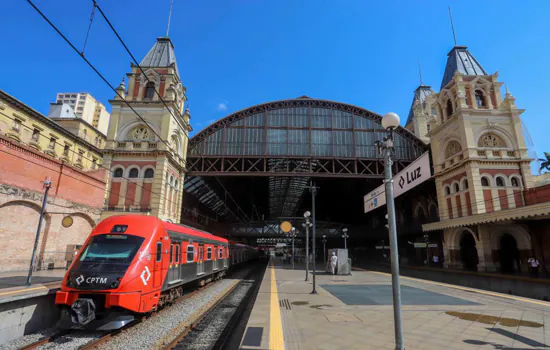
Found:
<box><xmin>269</xmin><ymin>261</ymin><xmax>285</xmax><ymax>350</ymax></box>
<box><xmin>0</xmin><ymin>285</ymin><xmax>47</xmax><ymax>296</ymax></box>
<box><xmin>364</xmin><ymin>269</ymin><xmax>550</xmax><ymax>307</ymax></box>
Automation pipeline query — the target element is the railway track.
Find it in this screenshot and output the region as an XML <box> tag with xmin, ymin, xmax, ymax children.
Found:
<box><xmin>18</xmin><ymin>280</ymin><xmax>219</xmax><ymax>350</ymax></box>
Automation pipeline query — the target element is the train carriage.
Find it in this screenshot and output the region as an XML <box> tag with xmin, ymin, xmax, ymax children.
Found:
<box><xmin>55</xmin><ymin>215</ymin><xmax>256</xmax><ymax>330</ymax></box>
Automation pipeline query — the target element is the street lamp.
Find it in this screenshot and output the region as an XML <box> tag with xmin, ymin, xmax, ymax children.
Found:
<box><xmin>322</xmin><ymin>235</ymin><xmax>327</xmax><ymax>268</ymax></box>
<box><xmin>303</xmin><ymin>211</ymin><xmax>312</xmax><ymax>281</ymax></box>
<box><xmin>376</xmin><ymin>112</ymin><xmax>404</xmax><ymax>350</ymax></box>
<box><xmin>342</xmin><ymin>228</ymin><xmax>349</xmax><ymax>250</ymax></box>
<box><xmin>290</xmin><ymin>227</ymin><xmax>297</xmax><ymax>270</ymax></box>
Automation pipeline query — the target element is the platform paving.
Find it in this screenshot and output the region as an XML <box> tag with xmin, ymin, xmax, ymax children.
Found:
<box><xmin>240</xmin><ymin>258</ymin><xmax>550</xmax><ymax>349</ymax></box>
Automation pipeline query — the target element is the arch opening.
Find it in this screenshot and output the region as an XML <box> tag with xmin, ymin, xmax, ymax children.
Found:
<box><xmin>499</xmin><ymin>234</ymin><xmax>520</xmax><ymax>274</ymax></box>
<box><xmin>460</xmin><ymin>232</ymin><xmax>478</xmax><ymax>271</ymax></box>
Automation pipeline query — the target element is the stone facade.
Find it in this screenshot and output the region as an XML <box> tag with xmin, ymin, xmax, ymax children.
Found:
<box><xmin>100</xmin><ymin>37</ymin><xmax>191</xmax><ymax>223</ymax></box>
<box><xmin>0</xmin><ymin>135</ymin><xmax>105</xmax><ymax>272</ymax></box>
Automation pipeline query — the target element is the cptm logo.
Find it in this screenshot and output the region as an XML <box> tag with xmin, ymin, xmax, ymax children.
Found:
<box><xmin>75</xmin><ymin>275</ymin><xmax>107</xmax><ymax>285</ymax></box>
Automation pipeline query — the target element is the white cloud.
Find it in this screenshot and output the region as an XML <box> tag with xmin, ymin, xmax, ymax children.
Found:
<box><xmin>217</xmin><ymin>100</ymin><xmax>229</xmax><ymax>111</ymax></box>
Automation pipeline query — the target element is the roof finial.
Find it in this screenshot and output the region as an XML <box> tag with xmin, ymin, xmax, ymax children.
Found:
<box><xmin>166</xmin><ymin>0</ymin><xmax>174</xmax><ymax>37</ymax></box>
<box><xmin>418</xmin><ymin>60</ymin><xmax>424</xmax><ymax>85</ymax></box>
<box><xmin>448</xmin><ymin>6</ymin><xmax>457</xmax><ymax>46</ymax></box>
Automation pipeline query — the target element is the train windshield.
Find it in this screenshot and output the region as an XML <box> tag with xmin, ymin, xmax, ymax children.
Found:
<box><xmin>79</xmin><ymin>234</ymin><xmax>145</xmax><ymax>263</ymax></box>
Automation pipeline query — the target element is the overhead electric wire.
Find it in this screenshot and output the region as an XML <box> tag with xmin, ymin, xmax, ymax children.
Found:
<box><xmin>92</xmin><ymin>0</ymin><xmax>191</xmax><ymax>133</ymax></box>
<box><xmin>25</xmin><ymin>0</ymin><xmax>249</xmax><ymax>224</ymax></box>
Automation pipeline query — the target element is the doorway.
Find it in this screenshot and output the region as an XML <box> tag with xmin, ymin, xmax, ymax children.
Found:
<box><xmin>460</xmin><ymin>232</ymin><xmax>478</xmax><ymax>271</ymax></box>
<box><xmin>499</xmin><ymin>234</ymin><xmax>519</xmax><ymax>273</ymax></box>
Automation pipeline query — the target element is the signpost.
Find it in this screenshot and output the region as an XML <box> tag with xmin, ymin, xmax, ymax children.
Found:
<box><xmin>364</xmin><ymin>152</ymin><xmax>431</xmax><ymax>213</ymax></box>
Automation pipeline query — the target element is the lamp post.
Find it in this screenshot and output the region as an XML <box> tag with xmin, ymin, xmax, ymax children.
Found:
<box><xmin>306</xmin><ymin>181</ymin><xmax>319</xmax><ymax>295</ymax></box>
<box><xmin>376</xmin><ymin>112</ymin><xmax>404</xmax><ymax>350</ymax></box>
<box><xmin>303</xmin><ymin>212</ymin><xmax>312</xmax><ymax>281</ymax></box>
<box><xmin>342</xmin><ymin>228</ymin><xmax>349</xmax><ymax>250</ymax></box>
<box><xmin>27</xmin><ymin>178</ymin><xmax>52</xmax><ymax>287</ymax></box>
<box><xmin>322</xmin><ymin>235</ymin><xmax>327</xmax><ymax>268</ymax></box>
<box><xmin>291</xmin><ymin>227</ymin><xmax>297</xmax><ymax>270</ymax></box>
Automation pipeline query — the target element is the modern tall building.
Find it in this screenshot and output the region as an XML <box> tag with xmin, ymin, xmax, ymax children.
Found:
<box><xmin>49</xmin><ymin>92</ymin><xmax>111</xmax><ymax>135</ymax></box>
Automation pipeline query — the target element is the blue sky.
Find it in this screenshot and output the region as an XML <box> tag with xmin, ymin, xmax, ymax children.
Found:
<box><xmin>2</xmin><ymin>0</ymin><xmax>549</xmax><ymax>165</ymax></box>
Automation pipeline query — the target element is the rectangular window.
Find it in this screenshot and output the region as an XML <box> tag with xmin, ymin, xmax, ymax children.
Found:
<box><xmin>169</xmin><ymin>244</ymin><xmax>173</xmax><ymax>263</ymax></box>
<box><xmin>49</xmin><ymin>137</ymin><xmax>56</xmax><ymax>149</ymax></box>
<box><xmin>63</xmin><ymin>144</ymin><xmax>70</xmax><ymax>156</ymax></box>
<box><xmin>32</xmin><ymin>129</ymin><xmax>40</xmax><ymax>141</ymax></box>
<box><xmin>175</xmin><ymin>244</ymin><xmax>180</xmax><ymax>263</ymax></box>
<box><xmin>207</xmin><ymin>247</ymin><xmax>212</xmax><ymax>260</ymax></box>
<box><xmin>92</xmin><ymin>159</ymin><xmax>97</xmax><ymax>169</ymax></box>
<box><xmin>219</xmin><ymin>247</ymin><xmax>223</xmax><ymax>259</ymax></box>
<box><xmin>187</xmin><ymin>245</ymin><xmax>194</xmax><ymax>262</ymax></box>
<box><xmin>156</xmin><ymin>242</ymin><xmax>162</xmax><ymax>262</ymax></box>
<box><xmin>77</xmin><ymin>107</ymin><xmax>84</xmax><ymax>111</ymax></box>
<box><xmin>12</xmin><ymin>119</ymin><xmax>21</xmax><ymax>132</ymax></box>
<box><xmin>77</xmin><ymin>150</ymin><xmax>84</xmax><ymax>162</ymax></box>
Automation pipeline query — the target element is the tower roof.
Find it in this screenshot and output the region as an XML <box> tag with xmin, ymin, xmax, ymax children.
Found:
<box><xmin>140</xmin><ymin>37</ymin><xmax>179</xmax><ymax>76</ymax></box>
<box><xmin>406</xmin><ymin>84</ymin><xmax>434</xmax><ymax>126</ymax></box>
<box><xmin>440</xmin><ymin>45</ymin><xmax>487</xmax><ymax>89</ymax></box>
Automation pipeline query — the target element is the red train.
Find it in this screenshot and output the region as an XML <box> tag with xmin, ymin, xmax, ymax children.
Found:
<box><xmin>55</xmin><ymin>215</ymin><xmax>258</xmax><ymax>330</ymax></box>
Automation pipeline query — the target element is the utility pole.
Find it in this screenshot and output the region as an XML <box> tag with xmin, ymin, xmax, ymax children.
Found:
<box><xmin>306</xmin><ymin>181</ymin><xmax>319</xmax><ymax>294</ymax></box>
<box><xmin>303</xmin><ymin>213</ymin><xmax>312</xmax><ymax>281</ymax></box>
<box><xmin>26</xmin><ymin>178</ymin><xmax>52</xmax><ymax>287</ymax></box>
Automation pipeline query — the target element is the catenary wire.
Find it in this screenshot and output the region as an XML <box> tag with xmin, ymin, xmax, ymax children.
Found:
<box><xmin>25</xmin><ymin>0</ymin><xmax>249</xmax><ymax>224</ymax></box>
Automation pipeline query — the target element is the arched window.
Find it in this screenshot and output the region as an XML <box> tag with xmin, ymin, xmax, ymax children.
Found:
<box><xmin>445</xmin><ymin>186</ymin><xmax>451</xmax><ymax>196</ymax></box>
<box><xmin>129</xmin><ymin>168</ymin><xmax>139</xmax><ymax>178</ymax></box>
<box><xmin>475</xmin><ymin>90</ymin><xmax>485</xmax><ymax>107</ymax></box>
<box><xmin>144</xmin><ymin>168</ymin><xmax>154</xmax><ymax>178</ymax></box>
<box><xmin>481</xmin><ymin>177</ymin><xmax>490</xmax><ymax>187</ymax></box>
<box><xmin>446</xmin><ymin>99</ymin><xmax>453</xmax><ymax>119</ymax></box>
<box><xmin>174</xmin><ymin>179</ymin><xmax>179</xmax><ymax>190</ymax></box>
<box><xmin>478</xmin><ymin>133</ymin><xmax>506</xmax><ymax>148</ymax></box>
<box><xmin>444</xmin><ymin>141</ymin><xmax>462</xmax><ymax>159</ymax></box>
<box><xmin>496</xmin><ymin>177</ymin><xmax>505</xmax><ymax>187</ymax></box>
<box><xmin>462</xmin><ymin>179</ymin><xmax>469</xmax><ymax>190</ymax></box>
<box><xmin>145</xmin><ymin>82</ymin><xmax>155</xmax><ymax>99</ymax></box>
<box><xmin>169</xmin><ymin>175</ymin><xmax>174</xmax><ymax>186</ymax></box>
<box><xmin>113</xmin><ymin>168</ymin><xmax>123</xmax><ymax>178</ymax></box>
<box><xmin>511</xmin><ymin>177</ymin><xmax>520</xmax><ymax>187</ymax></box>
<box><xmin>454</xmin><ymin>183</ymin><xmax>460</xmax><ymax>193</ymax></box>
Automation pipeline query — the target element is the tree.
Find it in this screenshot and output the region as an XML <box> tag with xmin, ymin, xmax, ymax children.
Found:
<box><xmin>539</xmin><ymin>152</ymin><xmax>550</xmax><ymax>173</ymax></box>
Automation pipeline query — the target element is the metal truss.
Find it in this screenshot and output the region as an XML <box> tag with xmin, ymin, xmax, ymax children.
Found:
<box><xmin>189</xmin><ymin>98</ymin><xmax>426</xmax><ymax>150</ymax></box>
<box><xmin>225</xmin><ymin>220</ymin><xmax>351</xmax><ymax>238</ymax></box>
<box><xmin>186</xmin><ymin>156</ymin><xmax>411</xmax><ymax>178</ymax></box>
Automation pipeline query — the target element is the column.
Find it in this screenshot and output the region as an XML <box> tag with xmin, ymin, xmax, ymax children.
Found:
<box><xmin>117</xmin><ymin>180</ymin><xmax>127</xmax><ymax>207</ymax></box>
<box><xmin>466</xmin><ymin>163</ymin><xmax>486</xmax><ymax>214</ymax></box>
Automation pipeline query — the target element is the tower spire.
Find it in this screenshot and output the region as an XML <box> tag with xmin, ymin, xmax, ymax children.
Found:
<box><xmin>418</xmin><ymin>60</ymin><xmax>424</xmax><ymax>85</ymax></box>
<box><xmin>166</xmin><ymin>0</ymin><xmax>174</xmax><ymax>37</ymax></box>
<box><xmin>448</xmin><ymin>6</ymin><xmax>457</xmax><ymax>46</ymax></box>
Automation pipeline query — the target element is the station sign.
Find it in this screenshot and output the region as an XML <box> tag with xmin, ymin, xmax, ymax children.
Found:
<box><xmin>414</xmin><ymin>242</ymin><xmax>427</xmax><ymax>248</ymax></box>
<box><xmin>364</xmin><ymin>152</ymin><xmax>431</xmax><ymax>213</ymax></box>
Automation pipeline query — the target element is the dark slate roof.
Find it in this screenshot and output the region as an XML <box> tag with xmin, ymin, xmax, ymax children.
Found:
<box><xmin>406</xmin><ymin>85</ymin><xmax>434</xmax><ymax>126</ymax></box>
<box><xmin>140</xmin><ymin>37</ymin><xmax>179</xmax><ymax>76</ymax></box>
<box><xmin>440</xmin><ymin>46</ymin><xmax>487</xmax><ymax>89</ymax></box>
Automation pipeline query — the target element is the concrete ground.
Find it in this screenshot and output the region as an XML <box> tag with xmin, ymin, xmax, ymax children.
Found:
<box><xmin>240</xmin><ymin>258</ymin><xmax>550</xmax><ymax>350</ymax></box>
<box><xmin>0</xmin><ymin>269</ymin><xmax>64</xmax><ymax>290</ymax></box>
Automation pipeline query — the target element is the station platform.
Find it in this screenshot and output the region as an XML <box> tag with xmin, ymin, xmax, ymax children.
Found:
<box><xmin>240</xmin><ymin>258</ymin><xmax>550</xmax><ymax>350</ymax></box>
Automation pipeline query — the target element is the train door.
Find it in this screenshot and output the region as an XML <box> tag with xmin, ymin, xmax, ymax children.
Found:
<box><xmin>213</xmin><ymin>245</ymin><xmax>218</xmax><ymax>271</ymax></box>
<box><xmin>154</xmin><ymin>241</ymin><xmax>163</xmax><ymax>288</ymax></box>
<box><xmin>197</xmin><ymin>244</ymin><xmax>204</xmax><ymax>275</ymax></box>
<box><xmin>175</xmin><ymin>243</ymin><xmax>181</xmax><ymax>282</ymax></box>
<box><xmin>223</xmin><ymin>246</ymin><xmax>228</xmax><ymax>268</ymax></box>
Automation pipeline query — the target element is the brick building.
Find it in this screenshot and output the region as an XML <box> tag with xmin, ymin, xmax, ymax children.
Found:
<box><xmin>0</xmin><ymin>90</ymin><xmax>106</xmax><ymax>272</ymax></box>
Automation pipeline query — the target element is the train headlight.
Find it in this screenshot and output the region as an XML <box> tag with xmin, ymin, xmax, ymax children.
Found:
<box><xmin>110</xmin><ymin>277</ymin><xmax>122</xmax><ymax>289</ymax></box>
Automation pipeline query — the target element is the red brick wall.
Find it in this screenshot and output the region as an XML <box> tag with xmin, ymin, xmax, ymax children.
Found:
<box><xmin>141</xmin><ymin>183</ymin><xmax>152</xmax><ymax>210</ymax></box>
<box><xmin>498</xmin><ymin>189</ymin><xmax>509</xmax><ymax>209</ymax></box>
<box><xmin>514</xmin><ymin>190</ymin><xmax>524</xmax><ymax>207</ymax></box>
<box><xmin>442</xmin><ymin>172</ymin><xmax>467</xmax><ymax>186</ymax></box>
<box><xmin>133</xmin><ymin>81</ymin><xmax>140</xmax><ymax>98</ymax></box>
<box><xmin>109</xmin><ymin>182</ymin><xmax>121</xmax><ymax>207</ymax></box>
<box><xmin>465</xmin><ymin>192</ymin><xmax>472</xmax><ymax>215</ymax></box>
<box><xmin>456</xmin><ymin>195</ymin><xmax>462</xmax><ymax>217</ymax></box>
<box><xmin>484</xmin><ymin>190</ymin><xmax>494</xmax><ymax>212</ymax></box>
<box><xmin>447</xmin><ymin>198</ymin><xmax>453</xmax><ymax>219</ymax></box>
<box><xmin>125</xmin><ymin>182</ymin><xmax>136</xmax><ymax>207</ymax></box>
<box><xmin>111</xmin><ymin>160</ymin><xmax>157</xmax><ymax>168</ymax></box>
<box><xmin>524</xmin><ymin>184</ymin><xmax>550</xmax><ymax>205</ymax></box>
<box><xmin>0</xmin><ymin>136</ymin><xmax>106</xmax><ymax>209</ymax></box>
<box><xmin>480</xmin><ymin>169</ymin><xmax>520</xmax><ymax>177</ymax></box>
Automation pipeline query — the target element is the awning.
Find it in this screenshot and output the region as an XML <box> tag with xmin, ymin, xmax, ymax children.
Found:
<box><xmin>422</xmin><ymin>201</ymin><xmax>550</xmax><ymax>232</ymax></box>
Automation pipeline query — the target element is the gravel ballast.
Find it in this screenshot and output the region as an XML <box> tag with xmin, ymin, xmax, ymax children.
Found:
<box><xmin>96</xmin><ymin>278</ymin><xmax>241</xmax><ymax>350</ymax></box>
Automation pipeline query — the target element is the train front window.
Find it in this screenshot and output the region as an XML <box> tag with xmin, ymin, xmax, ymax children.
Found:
<box><xmin>79</xmin><ymin>234</ymin><xmax>144</xmax><ymax>263</ymax></box>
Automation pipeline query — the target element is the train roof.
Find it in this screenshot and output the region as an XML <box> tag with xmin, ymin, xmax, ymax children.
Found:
<box><xmin>163</xmin><ymin>221</ymin><xmax>228</xmax><ymax>244</ymax></box>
